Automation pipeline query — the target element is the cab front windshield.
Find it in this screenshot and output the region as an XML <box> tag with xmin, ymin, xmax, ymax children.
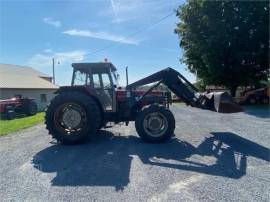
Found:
<box><xmin>111</xmin><ymin>69</ymin><xmax>119</xmax><ymax>87</ymax></box>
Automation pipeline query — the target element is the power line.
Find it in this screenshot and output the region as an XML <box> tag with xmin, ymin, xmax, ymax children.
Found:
<box><xmin>85</xmin><ymin>11</ymin><xmax>175</xmax><ymax>57</ymax></box>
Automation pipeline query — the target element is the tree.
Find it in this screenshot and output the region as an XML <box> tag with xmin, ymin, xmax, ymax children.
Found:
<box><xmin>175</xmin><ymin>0</ymin><xmax>269</xmax><ymax>96</ymax></box>
<box><xmin>193</xmin><ymin>80</ymin><xmax>206</xmax><ymax>92</ymax></box>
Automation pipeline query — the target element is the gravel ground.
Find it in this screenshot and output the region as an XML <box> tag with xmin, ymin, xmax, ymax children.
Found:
<box><xmin>0</xmin><ymin>105</ymin><xmax>269</xmax><ymax>202</ymax></box>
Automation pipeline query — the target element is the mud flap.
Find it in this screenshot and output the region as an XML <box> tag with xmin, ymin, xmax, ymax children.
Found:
<box><xmin>213</xmin><ymin>92</ymin><xmax>243</xmax><ymax>113</ymax></box>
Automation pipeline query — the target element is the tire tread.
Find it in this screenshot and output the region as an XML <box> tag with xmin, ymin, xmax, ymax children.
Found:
<box><xmin>45</xmin><ymin>92</ymin><xmax>101</xmax><ymax>144</ymax></box>
<box><xmin>135</xmin><ymin>104</ymin><xmax>175</xmax><ymax>143</ymax></box>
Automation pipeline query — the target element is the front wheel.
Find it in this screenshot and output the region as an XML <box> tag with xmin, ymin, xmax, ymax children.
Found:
<box><xmin>135</xmin><ymin>104</ymin><xmax>175</xmax><ymax>143</ymax></box>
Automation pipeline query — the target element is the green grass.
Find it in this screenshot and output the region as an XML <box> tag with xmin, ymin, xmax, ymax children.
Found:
<box><xmin>172</xmin><ymin>102</ymin><xmax>186</xmax><ymax>106</ymax></box>
<box><xmin>0</xmin><ymin>112</ymin><xmax>45</xmax><ymax>136</ymax></box>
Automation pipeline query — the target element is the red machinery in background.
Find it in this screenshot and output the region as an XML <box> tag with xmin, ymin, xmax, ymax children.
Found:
<box><xmin>234</xmin><ymin>87</ymin><xmax>269</xmax><ymax>105</ymax></box>
<box><xmin>0</xmin><ymin>96</ymin><xmax>38</xmax><ymax>119</ymax></box>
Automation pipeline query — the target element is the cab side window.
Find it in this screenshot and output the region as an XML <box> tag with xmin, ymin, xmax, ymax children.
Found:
<box><xmin>101</xmin><ymin>73</ymin><xmax>112</xmax><ymax>88</ymax></box>
<box><xmin>73</xmin><ymin>70</ymin><xmax>87</xmax><ymax>86</ymax></box>
<box><xmin>93</xmin><ymin>74</ymin><xmax>101</xmax><ymax>88</ymax></box>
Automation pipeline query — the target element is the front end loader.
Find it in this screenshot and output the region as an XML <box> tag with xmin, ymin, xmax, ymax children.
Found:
<box><xmin>45</xmin><ymin>63</ymin><xmax>242</xmax><ymax>144</ymax></box>
<box><xmin>126</xmin><ymin>67</ymin><xmax>242</xmax><ymax>113</ymax></box>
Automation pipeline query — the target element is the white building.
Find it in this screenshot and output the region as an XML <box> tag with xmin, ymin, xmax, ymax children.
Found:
<box><xmin>0</xmin><ymin>63</ymin><xmax>58</xmax><ymax>111</ymax></box>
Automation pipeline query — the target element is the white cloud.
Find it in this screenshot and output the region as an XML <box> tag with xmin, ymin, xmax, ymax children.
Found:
<box><xmin>62</xmin><ymin>29</ymin><xmax>138</xmax><ymax>45</ymax></box>
<box><xmin>110</xmin><ymin>0</ymin><xmax>119</xmax><ymax>22</ymax></box>
<box><xmin>28</xmin><ymin>50</ymin><xmax>86</xmax><ymax>70</ymax></box>
<box><xmin>55</xmin><ymin>50</ymin><xmax>86</xmax><ymax>62</ymax></box>
<box><xmin>43</xmin><ymin>17</ymin><xmax>62</xmax><ymax>28</ymax></box>
<box><xmin>101</xmin><ymin>0</ymin><xmax>179</xmax><ymax>24</ymax></box>
<box><xmin>43</xmin><ymin>49</ymin><xmax>53</xmax><ymax>53</ymax></box>
<box><xmin>28</xmin><ymin>50</ymin><xmax>86</xmax><ymax>85</ymax></box>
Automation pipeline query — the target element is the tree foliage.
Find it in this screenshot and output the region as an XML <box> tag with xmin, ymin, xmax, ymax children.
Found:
<box><xmin>175</xmin><ymin>0</ymin><xmax>269</xmax><ymax>96</ymax></box>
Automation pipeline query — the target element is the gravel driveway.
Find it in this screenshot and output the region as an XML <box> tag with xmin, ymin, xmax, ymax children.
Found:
<box><xmin>0</xmin><ymin>105</ymin><xmax>269</xmax><ymax>202</ymax></box>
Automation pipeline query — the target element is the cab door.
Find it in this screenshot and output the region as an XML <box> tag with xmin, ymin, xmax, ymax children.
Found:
<box><xmin>91</xmin><ymin>71</ymin><xmax>116</xmax><ymax>112</ymax></box>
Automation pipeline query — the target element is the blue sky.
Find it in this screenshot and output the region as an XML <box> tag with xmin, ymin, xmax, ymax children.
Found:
<box><xmin>0</xmin><ymin>0</ymin><xmax>195</xmax><ymax>86</ymax></box>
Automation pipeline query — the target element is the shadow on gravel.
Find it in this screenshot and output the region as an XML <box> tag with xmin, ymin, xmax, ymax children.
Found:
<box><xmin>32</xmin><ymin>131</ymin><xmax>270</xmax><ymax>191</ymax></box>
<box><xmin>243</xmin><ymin>105</ymin><xmax>270</xmax><ymax>118</ymax></box>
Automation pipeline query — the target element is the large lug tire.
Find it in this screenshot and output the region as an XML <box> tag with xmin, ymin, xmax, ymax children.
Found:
<box><xmin>25</xmin><ymin>101</ymin><xmax>38</xmax><ymax>116</ymax></box>
<box><xmin>45</xmin><ymin>92</ymin><xmax>101</xmax><ymax>144</ymax></box>
<box><xmin>5</xmin><ymin>105</ymin><xmax>15</xmax><ymax>120</ymax></box>
<box><xmin>7</xmin><ymin>111</ymin><xmax>16</xmax><ymax>120</ymax></box>
<box><xmin>135</xmin><ymin>104</ymin><xmax>175</xmax><ymax>143</ymax></box>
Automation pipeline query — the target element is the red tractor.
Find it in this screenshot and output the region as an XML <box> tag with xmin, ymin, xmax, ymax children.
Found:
<box><xmin>45</xmin><ymin>62</ymin><xmax>242</xmax><ymax>144</ymax></box>
<box><xmin>0</xmin><ymin>96</ymin><xmax>38</xmax><ymax>120</ymax></box>
<box><xmin>234</xmin><ymin>87</ymin><xmax>269</xmax><ymax>105</ymax></box>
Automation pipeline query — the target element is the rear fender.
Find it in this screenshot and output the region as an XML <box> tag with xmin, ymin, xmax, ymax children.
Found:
<box><xmin>55</xmin><ymin>86</ymin><xmax>104</xmax><ymax>116</ymax></box>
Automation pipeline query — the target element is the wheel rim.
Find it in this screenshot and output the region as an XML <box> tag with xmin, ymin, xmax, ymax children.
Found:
<box><xmin>54</xmin><ymin>103</ymin><xmax>87</xmax><ymax>135</ymax></box>
<box><xmin>143</xmin><ymin>112</ymin><xmax>168</xmax><ymax>137</ymax></box>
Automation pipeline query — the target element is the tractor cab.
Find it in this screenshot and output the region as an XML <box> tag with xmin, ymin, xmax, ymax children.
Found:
<box><xmin>71</xmin><ymin>62</ymin><xmax>118</xmax><ymax>88</ymax></box>
<box><xmin>71</xmin><ymin>62</ymin><xmax>119</xmax><ymax>111</ymax></box>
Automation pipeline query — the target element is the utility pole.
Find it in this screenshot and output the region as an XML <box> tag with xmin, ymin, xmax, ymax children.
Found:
<box><xmin>126</xmin><ymin>66</ymin><xmax>129</xmax><ymax>86</ymax></box>
<box><xmin>52</xmin><ymin>57</ymin><xmax>55</xmax><ymax>84</ymax></box>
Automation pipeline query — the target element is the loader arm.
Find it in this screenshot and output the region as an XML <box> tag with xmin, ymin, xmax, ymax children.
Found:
<box><xmin>127</xmin><ymin>68</ymin><xmax>199</xmax><ymax>106</ymax></box>
<box><xmin>127</xmin><ymin>67</ymin><xmax>242</xmax><ymax>113</ymax></box>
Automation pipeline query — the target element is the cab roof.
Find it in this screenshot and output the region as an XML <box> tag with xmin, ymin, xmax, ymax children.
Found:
<box><xmin>72</xmin><ymin>62</ymin><xmax>117</xmax><ymax>71</ymax></box>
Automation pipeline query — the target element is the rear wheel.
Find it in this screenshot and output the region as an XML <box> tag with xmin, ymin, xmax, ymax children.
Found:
<box><xmin>25</xmin><ymin>101</ymin><xmax>38</xmax><ymax>116</ymax></box>
<box><xmin>135</xmin><ymin>104</ymin><xmax>175</xmax><ymax>143</ymax></box>
<box><xmin>45</xmin><ymin>92</ymin><xmax>101</xmax><ymax>144</ymax></box>
<box><xmin>7</xmin><ymin>112</ymin><xmax>16</xmax><ymax>120</ymax></box>
<box><xmin>5</xmin><ymin>105</ymin><xmax>15</xmax><ymax>120</ymax></box>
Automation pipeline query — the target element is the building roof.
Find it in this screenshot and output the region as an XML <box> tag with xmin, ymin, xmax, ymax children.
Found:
<box><xmin>0</xmin><ymin>63</ymin><xmax>58</xmax><ymax>89</ymax></box>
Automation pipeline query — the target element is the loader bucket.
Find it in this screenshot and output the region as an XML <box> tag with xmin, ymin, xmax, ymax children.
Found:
<box><xmin>213</xmin><ymin>92</ymin><xmax>243</xmax><ymax>113</ymax></box>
